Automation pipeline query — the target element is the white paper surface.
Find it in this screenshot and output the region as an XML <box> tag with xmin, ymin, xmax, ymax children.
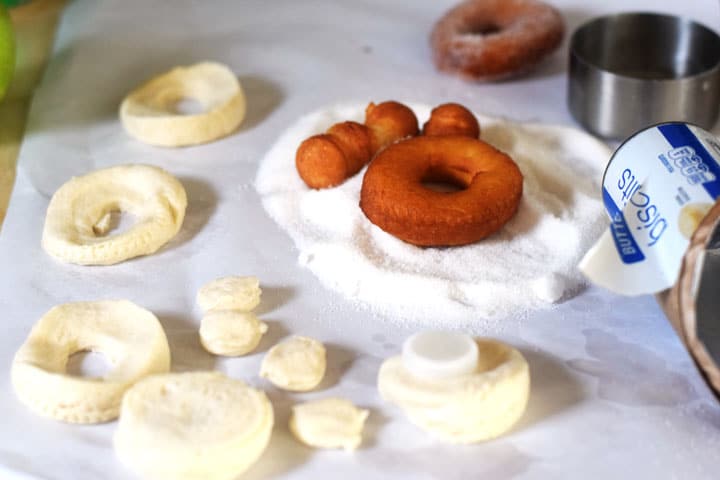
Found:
<box><xmin>2</xmin><ymin>1</ymin><xmax>720</xmax><ymax>479</ymax></box>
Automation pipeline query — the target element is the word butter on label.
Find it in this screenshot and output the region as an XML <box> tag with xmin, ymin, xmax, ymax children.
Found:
<box><xmin>580</xmin><ymin>123</ymin><xmax>720</xmax><ymax>296</ymax></box>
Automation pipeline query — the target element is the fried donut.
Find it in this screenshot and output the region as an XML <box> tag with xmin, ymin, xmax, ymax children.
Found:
<box><xmin>430</xmin><ymin>0</ymin><xmax>564</xmax><ymax>81</ymax></box>
<box><xmin>360</xmin><ymin>136</ymin><xmax>523</xmax><ymax>246</ymax></box>
<box><xmin>423</xmin><ymin>103</ymin><xmax>480</xmax><ymax>138</ymax></box>
<box><xmin>296</xmin><ymin>101</ymin><xmax>419</xmax><ymax>189</ymax></box>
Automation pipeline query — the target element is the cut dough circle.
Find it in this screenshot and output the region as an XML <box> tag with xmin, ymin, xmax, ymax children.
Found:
<box><xmin>41</xmin><ymin>164</ymin><xmax>187</xmax><ymax>266</ymax></box>
<box><xmin>196</xmin><ymin>276</ymin><xmax>262</xmax><ymax>312</ymax></box>
<box><xmin>120</xmin><ymin>62</ymin><xmax>246</xmax><ymax>147</ymax></box>
<box><xmin>260</xmin><ymin>336</ymin><xmax>326</xmax><ymax>391</ymax></box>
<box><xmin>199</xmin><ymin>310</ymin><xmax>268</xmax><ymax>356</ymax></box>
<box><xmin>289</xmin><ymin>397</ymin><xmax>369</xmax><ymax>450</ymax></box>
<box><xmin>378</xmin><ymin>338</ymin><xmax>529</xmax><ymax>443</ymax></box>
<box><xmin>11</xmin><ymin>300</ymin><xmax>171</xmax><ymax>424</ymax></box>
<box><xmin>114</xmin><ymin>371</ymin><xmax>274</xmax><ymax>480</ymax></box>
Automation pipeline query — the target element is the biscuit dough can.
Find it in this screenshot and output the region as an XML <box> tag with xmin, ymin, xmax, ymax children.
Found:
<box><xmin>579</xmin><ymin>122</ymin><xmax>720</xmax><ymax>396</ymax></box>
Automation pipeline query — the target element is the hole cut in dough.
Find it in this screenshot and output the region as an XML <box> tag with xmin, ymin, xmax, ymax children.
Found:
<box><xmin>66</xmin><ymin>350</ymin><xmax>113</xmax><ymax>378</ymax></box>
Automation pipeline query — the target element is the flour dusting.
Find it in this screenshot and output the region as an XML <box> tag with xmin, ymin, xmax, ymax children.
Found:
<box><xmin>255</xmin><ymin>103</ymin><xmax>611</xmax><ymax>324</ymax></box>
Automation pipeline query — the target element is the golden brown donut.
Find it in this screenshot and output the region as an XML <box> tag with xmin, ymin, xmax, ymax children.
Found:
<box><xmin>296</xmin><ymin>101</ymin><xmax>419</xmax><ymax>189</ymax></box>
<box><xmin>423</xmin><ymin>103</ymin><xmax>480</xmax><ymax>138</ymax></box>
<box><xmin>360</xmin><ymin>136</ymin><xmax>523</xmax><ymax>246</ymax></box>
<box><xmin>430</xmin><ymin>0</ymin><xmax>564</xmax><ymax>81</ymax></box>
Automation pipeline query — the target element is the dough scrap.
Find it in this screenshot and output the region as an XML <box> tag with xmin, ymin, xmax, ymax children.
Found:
<box><xmin>260</xmin><ymin>336</ymin><xmax>326</xmax><ymax>391</ymax></box>
<box><xmin>41</xmin><ymin>164</ymin><xmax>187</xmax><ymax>266</ymax></box>
<box><xmin>289</xmin><ymin>397</ymin><xmax>369</xmax><ymax>450</ymax></box>
<box><xmin>114</xmin><ymin>371</ymin><xmax>273</xmax><ymax>480</ymax></box>
<box><xmin>199</xmin><ymin>310</ymin><xmax>268</xmax><ymax>356</ymax></box>
<box><xmin>196</xmin><ymin>276</ymin><xmax>262</xmax><ymax>312</ymax></box>
<box><xmin>378</xmin><ymin>338</ymin><xmax>529</xmax><ymax>443</ymax></box>
<box><xmin>11</xmin><ymin>300</ymin><xmax>171</xmax><ymax>424</ymax></box>
<box><xmin>120</xmin><ymin>62</ymin><xmax>246</xmax><ymax>147</ymax></box>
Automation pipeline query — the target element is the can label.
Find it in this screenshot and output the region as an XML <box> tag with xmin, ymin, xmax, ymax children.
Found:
<box><xmin>580</xmin><ymin>123</ymin><xmax>720</xmax><ymax>295</ymax></box>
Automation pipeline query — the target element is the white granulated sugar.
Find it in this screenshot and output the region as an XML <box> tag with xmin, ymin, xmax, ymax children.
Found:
<box><xmin>255</xmin><ymin>103</ymin><xmax>611</xmax><ymax>325</ymax></box>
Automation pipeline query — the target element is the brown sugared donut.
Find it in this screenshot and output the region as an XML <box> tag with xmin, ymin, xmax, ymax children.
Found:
<box><xmin>360</xmin><ymin>136</ymin><xmax>523</xmax><ymax>246</ymax></box>
<box><xmin>296</xmin><ymin>101</ymin><xmax>419</xmax><ymax>189</ymax></box>
<box><xmin>430</xmin><ymin>0</ymin><xmax>564</xmax><ymax>81</ymax></box>
<box><xmin>423</xmin><ymin>103</ymin><xmax>480</xmax><ymax>138</ymax></box>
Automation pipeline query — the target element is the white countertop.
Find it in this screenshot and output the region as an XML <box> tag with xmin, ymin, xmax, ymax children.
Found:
<box><xmin>2</xmin><ymin>1</ymin><xmax>720</xmax><ymax>478</ymax></box>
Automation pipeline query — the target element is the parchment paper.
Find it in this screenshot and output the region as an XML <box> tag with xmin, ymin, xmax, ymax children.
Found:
<box><xmin>2</xmin><ymin>1</ymin><xmax>720</xmax><ymax>478</ymax></box>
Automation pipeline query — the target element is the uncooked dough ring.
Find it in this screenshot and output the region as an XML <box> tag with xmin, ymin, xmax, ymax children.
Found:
<box><xmin>11</xmin><ymin>300</ymin><xmax>171</xmax><ymax>424</ymax></box>
<box><xmin>360</xmin><ymin>135</ymin><xmax>523</xmax><ymax>246</ymax></box>
<box><xmin>41</xmin><ymin>164</ymin><xmax>187</xmax><ymax>266</ymax></box>
<box><xmin>120</xmin><ymin>62</ymin><xmax>246</xmax><ymax>147</ymax></box>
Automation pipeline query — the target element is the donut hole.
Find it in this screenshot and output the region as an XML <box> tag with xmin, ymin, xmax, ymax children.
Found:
<box><xmin>92</xmin><ymin>210</ymin><xmax>137</xmax><ymax>237</ymax></box>
<box><xmin>174</xmin><ymin>97</ymin><xmax>207</xmax><ymax>115</ymax></box>
<box><xmin>66</xmin><ymin>350</ymin><xmax>113</xmax><ymax>378</ymax></box>
<box><xmin>421</xmin><ymin>165</ymin><xmax>471</xmax><ymax>193</ymax></box>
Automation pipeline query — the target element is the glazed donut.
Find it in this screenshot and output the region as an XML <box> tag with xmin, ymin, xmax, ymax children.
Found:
<box><xmin>360</xmin><ymin>135</ymin><xmax>523</xmax><ymax>246</ymax></box>
<box><xmin>423</xmin><ymin>103</ymin><xmax>480</xmax><ymax>138</ymax></box>
<box><xmin>430</xmin><ymin>0</ymin><xmax>564</xmax><ymax>81</ymax></box>
<box><xmin>296</xmin><ymin>101</ymin><xmax>419</xmax><ymax>189</ymax></box>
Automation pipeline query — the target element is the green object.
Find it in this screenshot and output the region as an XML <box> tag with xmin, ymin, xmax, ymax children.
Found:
<box><xmin>1</xmin><ymin>1</ymin><xmax>29</xmax><ymax>7</ymax></box>
<box><xmin>0</xmin><ymin>3</ymin><xmax>14</xmax><ymax>100</ymax></box>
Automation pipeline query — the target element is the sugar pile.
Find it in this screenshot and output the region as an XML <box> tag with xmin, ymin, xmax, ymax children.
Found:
<box><xmin>255</xmin><ymin>103</ymin><xmax>611</xmax><ymax>324</ymax></box>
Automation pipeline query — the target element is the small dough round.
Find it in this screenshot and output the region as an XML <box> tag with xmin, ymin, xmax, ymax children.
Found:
<box><xmin>41</xmin><ymin>164</ymin><xmax>187</xmax><ymax>266</ymax></box>
<box><xmin>11</xmin><ymin>300</ymin><xmax>171</xmax><ymax>424</ymax></box>
<box><xmin>120</xmin><ymin>62</ymin><xmax>246</xmax><ymax>147</ymax></box>
<box><xmin>260</xmin><ymin>336</ymin><xmax>326</xmax><ymax>391</ymax></box>
<box><xmin>679</xmin><ymin>202</ymin><xmax>713</xmax><ymax>239</ymax></box>
<box><xmin>378</xmin><ymin>338</ymin><xmax>529</xmax><ymax>443</ymax></box>
<box><xmin>114</xmin><ymin>371</ymin><xmax>273</xmax><ymax>480</ymax></box>
<box><xmin>289</xmin><ymin>397</ymin><xmax>369</xmax><ymax>451</ymax></box>
<box><xmin>197</xmin><ymin>276</ymin><xmax>262</xmax><ymax>312</ymax></box>
<box><xmin>199</xmin><ymin>310</ymin><xmax>268</xmax><ymax>356</ymax></box>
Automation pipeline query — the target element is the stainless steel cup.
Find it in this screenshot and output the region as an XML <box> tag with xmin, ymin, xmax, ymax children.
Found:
<box><xmin>568</xmin><ymin>12</ymin><xmax>720</xmax><ymax>140</ymax></box>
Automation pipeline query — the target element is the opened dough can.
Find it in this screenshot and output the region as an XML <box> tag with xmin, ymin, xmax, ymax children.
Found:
<box><xmin>579</xmin><ymin>122</ymin><xmax>720</xmax><ymax>396</ymax></box>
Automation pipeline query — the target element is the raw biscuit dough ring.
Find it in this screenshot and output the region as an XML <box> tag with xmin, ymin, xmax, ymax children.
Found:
<box><xmin>120</xmin><ymin>62</ymin><xmax>246</xmax><ymax>147</ymax></box>
<box><xmin>41</xmin><ymin>164</ymin><xmax>187</xmax><ymax>266</ymax></box>
<box><xmin>11</xmin><ymin>300</ymin><xmax>171</xmax><ymax>424</ymax></box>
<box><xmin>360</xmin><ymin>135</ymin><xmax>523</xmax><ymax>246</ymax></box>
